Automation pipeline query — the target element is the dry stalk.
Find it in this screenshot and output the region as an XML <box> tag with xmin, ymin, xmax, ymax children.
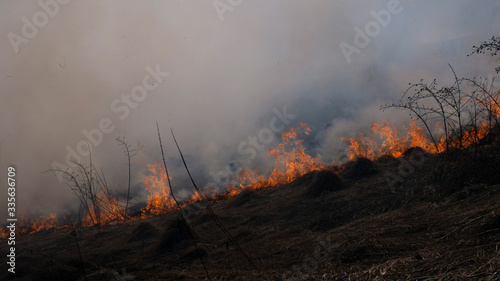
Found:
<box><xmin>170</xmin><ymin>128</ymin><xmax>266</xmax><ymax>280</ymax></box>
<box><xmin>156</xmin><ymin>122</ymin><xmax>212</xmax><ymax>281</ymax></box>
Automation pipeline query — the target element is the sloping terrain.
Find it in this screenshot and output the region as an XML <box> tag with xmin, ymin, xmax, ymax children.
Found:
<box><xmin>1</xmin><ymin>154</ymin><xmax>500</xmax><ymax>280</ymax></box>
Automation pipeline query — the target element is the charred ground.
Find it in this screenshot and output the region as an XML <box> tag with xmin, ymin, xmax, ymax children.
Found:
<box><xmin>1</xmin><ymin>143</ymin><xmax>500</xmax><ymax>280</ymax></box>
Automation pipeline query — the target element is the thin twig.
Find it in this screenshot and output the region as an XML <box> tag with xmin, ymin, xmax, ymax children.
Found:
<box><xmin>156</xmin><ymin>122</ymin><xmax>212</xmax><ymax>281</ymax></box>
<box><xmin>170</xmin><ymin>128</ymin><xmax>266</xmax><ymax>279</ymax></box>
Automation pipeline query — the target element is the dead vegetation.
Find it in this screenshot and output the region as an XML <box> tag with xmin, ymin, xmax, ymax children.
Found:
<box><xmin>156</xmin><ymin>217</ymin><xmax>195</xmax><ymax>254</ymax></box>
<box><xmin>128</xmin><ymin>221</ymin><xmax>159</xmax><ymax>243</ymax></box>
<box><xmin>2</xmin><ymin>37</ymin><xmax>500</xmax><ymax>280</ymax></box>
<box><xmin>340</xmin><ymin>157</ymin><xmax>380</xmax><ymax>180</ymax></box>
<box><xmin>3</xmin><ymin>143</ymin><xmax>500</xmax><ymax>280</ymax></box>
<box><xmin>303</xmin><ymin>170</ymin><xmax>344</xmax><ymax>197</ymax></box>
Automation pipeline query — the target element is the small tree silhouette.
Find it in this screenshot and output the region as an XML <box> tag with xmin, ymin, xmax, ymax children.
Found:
<box><xmin>116</xmin><ymin>137</ymin><xmax>142</xmax><ymax>219</ymax></box>
<box><xmin>47</xmin><ymin>148</ymin><xmax>123</xmax><ymax>227</ymax></box>
<box><xmin>382</xmin><ymin>37</ymin><xmax>500</xmax><ymax>189</ymax></box>
<box><xmin>383</xmin><ymin>36</ymin><xmax>500</xmax><ymax>156</ymax></box>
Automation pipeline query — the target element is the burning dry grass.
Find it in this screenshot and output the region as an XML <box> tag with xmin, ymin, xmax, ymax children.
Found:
<box><xmin>4</xmin><ymin>109</ymin><xmax>499</xmax><ymax>278</ymax></box>
<box><xmin>4</xmin><ymin>113</ymin><xmax>499</xmax><ymax>242</ymax></box>
<box><xmin>81</xmin><ymin>189</ymin><xmax>126</xmax><ymax>227</ymax></box>
<box><xmin>213</xmin><ymin>123</ymin><xmax>326</xmax><ymax>200</ymax></box>
<box><xmin>3</xmin><ymin>115</ymin><xmax>498</xmax><ymax>241</ymax></box>
<box><xmin>138</xmin><ymin>123</ymin><xmax>327</xmax><ymax>211</ymax></box>
<box><xmin>0</xmin><ymin>197</ymin><xmax>125</xmax><ymax>240</ymax></box>
<box><xmin>1</xmin><ymin>123</ymin><xmax>326</xmax><ymax>240</ymax></box>
<box><xmin>3</xmin><ymin>148</ymin><xmax>500</xmax><ymax>280</ymax></box>
<box><xmin>341</xmin><ymin>120</ymin><xmax>431</xmax><ymax>160</ymax></box>
<box><xmin>342</xmin><ymin>116</ymin><xmax>500</xmax><ymax>162</ymax></box>
<box><xmin>3</xmin><ymin>40</ymin><xmax>500</xmax><ymax>280</ymax></box>
<box><xmin>0</xmin><ymin>213</ymin><xmax>70</xmax><ymax>239</ymax></box>
<box><xmin>0</xmin><ymin>190</ymin><xmax>127</xmax><ymax>240</ymax></box>
<box><xmin>140</xmin><ymin>162</ymin><xmax>176</xmax><ymax>217</ymax></box>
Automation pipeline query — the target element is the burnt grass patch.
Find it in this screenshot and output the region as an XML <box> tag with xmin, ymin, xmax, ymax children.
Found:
<box><xmin>341</xmin><ymin>157</ymin><xmax>380</xmax><ymax>179</ymax></box>
<box><xmin>3</xmin><ymin>146</ymin><xmax>500</xmax><ymax>280</ymax></box>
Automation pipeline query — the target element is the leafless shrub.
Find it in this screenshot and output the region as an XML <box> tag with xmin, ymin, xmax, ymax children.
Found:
<box><xmin>47</xmin><ymin>149</ymin><xmax>123</xmax><ymax>227</ymax></box>
<box><xmin>116</xmin><ymin>137</ymin><xmax>142</xmax><ymax>219</ymax></box>
<box><xmin>381</xmin><ymin>37</ymin><xmax>500</xmax><ymax>189</ymax></box>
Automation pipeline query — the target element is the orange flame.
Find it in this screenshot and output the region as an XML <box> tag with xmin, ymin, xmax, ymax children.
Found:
<box><xmin>344</xmin><ymin>109</ymin><xmax>499</xmax><ymax>160</ymax></box>
<box><xmin>1</xmin><ymin>213</ymin><xmax>68</xmax><ymax>239</ymax></box>
<box><xmin>140</xmin><ymin>124</ymin><xmax>325</xmax><ymax>204</ymax></box>
<box><xmin>0</xmin><ymin>191</ymin><xmax>127</xmax><ymax>239</ymax></box>
<box><xmin>341</xmin><ymin>132</ymin><xmax>378</xmax><ymax>161</ymax></box>
<box><xmin>0</xmin><ymin>228</ymin><xmax>7</xmax><ymax>239</ymax></box>
<box><xmin>81</xmin><ymin>188</ymin><xmax>126</xmax><ymax>226</ymax></box>
<box><xmin>216</xmin><ymin>123</ymin><xmax>325</xmax><ymax>199</ymax></box>
<box><xmin>141</xmin><ymin>162</ymin><xmax>176</xmax><ymax>217</ymax></box>
<box><xmin>1</xmin><ymin>123</ymin><xmax>326</xmax><ymax>239</ymax></box>
<box><xmin>8</xmin><ymin>95</ymin><xmax>498</xmax><ymax>239</ymax></box>
<box><xmin>492</xmin><ymin>98</ymin><xmax>500</xmax><ymax>118</ymax></box>
<box><xmin>343</xmin><ymin>120</ymin><xmax>442</xmax><ymax>160</ymax></box>
<box><xmin>29</xmin><ymin>213</ymin><xmax>58</xmax><ymax>234</ymax></box>
<box><xmin>242</xmin><ymin>123</ymin><xmax>324</xmax><ymax>188</ymax></box>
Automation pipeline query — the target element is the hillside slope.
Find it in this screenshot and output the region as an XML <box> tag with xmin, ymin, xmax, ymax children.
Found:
<box><xmin>1</xmin><ymin>154</ymin><xmax>500</xmax><ymax>280</ymax></box>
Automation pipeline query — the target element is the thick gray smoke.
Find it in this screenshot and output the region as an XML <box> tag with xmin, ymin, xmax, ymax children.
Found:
<box><xmin>0</xmin><ymin>0</ymin><xmax>499</xmax><ymax>218</ymax></box>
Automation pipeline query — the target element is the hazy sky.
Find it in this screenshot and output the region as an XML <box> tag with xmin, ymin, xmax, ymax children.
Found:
<box><xmin>1</xmin><ymin>0</ymin><xmax>499</xmax><ymax>218</ymax></box>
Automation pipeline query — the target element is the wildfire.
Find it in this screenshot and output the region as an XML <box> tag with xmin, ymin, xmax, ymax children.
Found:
<box><xmin>28</xmin><ymin>213</ymin><xmax>59</xmax><ymax>234</ymax></box>
<box><xmin>0</xmin><ymin>213</ymin><xmax>66</xmax><ymax>239</ymax></box>
<box><xmin>81</xmin><ymin>189</ymin><xmax>126</xmax><ymax>226</ymax></box>
<box><xmin>138</xmin><ymin>123</ymin><xmax>325</xmax><ymax>205</ymax></box>
<box><xmin>342</xmin><ymin>120</ymin><xmax>433</xmax><ymax>160</ymax></box>
<box><xmin>0</xmin><ymin>186</ymin><xmax>127</xmax><ymax>239</ymax></box>
<box><xmin>141</xmin><ymin>162</ymin><xmax>176</xmax><ymax>217</ymax></box>
<box><xmin>343</xmin><ymin>112</ymin><xmax>498</xmax><ymax>160</ymax></box>
<box><xmin>235</xmin><ymin>123</ymin><xmax>324</xmax><ymax>191</ymax></box>
<box><xmin>341</xmin><ymin>132</ymin><xmax>378</xmax><ymax>161</ymax></box>
<box><xmin>6</xmin><ymin>97</ymin><xmax>498</xmax><ymax>239</ymax></box>
<box><xmin>492</xmin><ymin>98</ymin><xmax>500</xmax><ymax>117</ymax></box>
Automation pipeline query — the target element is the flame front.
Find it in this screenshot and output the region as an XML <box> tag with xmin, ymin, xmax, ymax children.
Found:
<box><xmin>141</xmin><ymin>162</ymin><xmax>176</xmax><ymax>217</ymax></box>
<box><xmin>203</xmin><ymin>123</ymin><xmax>326</xmax><ymax>201</ymax></box>
<box><xmin>343</xmin><ymin>120</ymin><xmax>441</xmax><ymax>160</ymax></box>
<box><xmin>236</xmin><ymin>123</ymin><xmax>324</xmax><ymax>190</ymax></box>
<box><xmin>29</xmin><ymin>213</ymin><xmax>58</xmax><ymax>234</ymax></box>
<box><xmin>142</xmin><ymin>123</ymin><xmax>326</xmax><ymax>204</ymax></box>
<box><xmin>5</xmin><ymin>95</ymin><xmax>498</xmax><ymax>239</ymax></box>
<box><xmin>344</xmin><ymin>105</ymin><xmax>499</xmax><ymax>160</ymax></box>
<box><xmin>1</xmin><ymin>213</ymin><xmax>65</xmax><ymax>239</ymax></box>
<box><xmin>81</xmin><ymin>189</ymin><xmax>126</xmax><ymax>226</ymax></box>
